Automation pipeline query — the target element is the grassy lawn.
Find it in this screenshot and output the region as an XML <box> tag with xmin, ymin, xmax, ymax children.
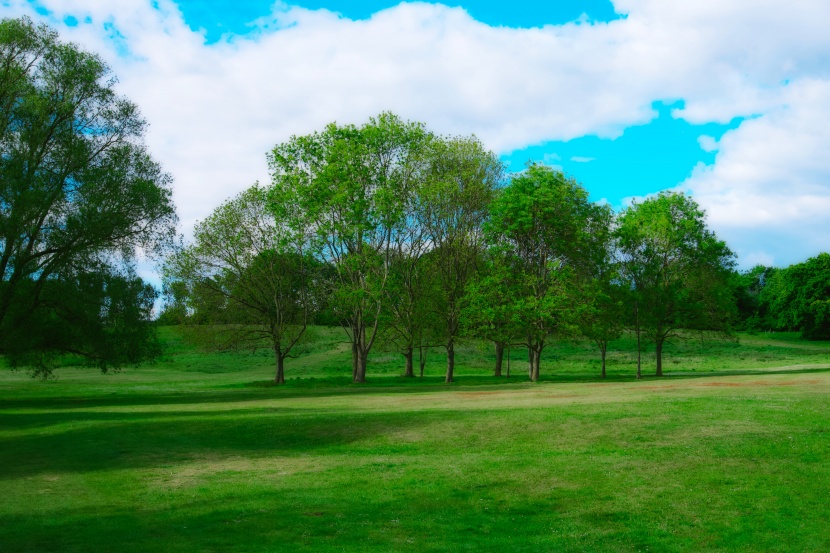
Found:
<box><xmin>2</xmin><ymin>328</ymin><xmax>830</xmax><ymax>552</ymax></box>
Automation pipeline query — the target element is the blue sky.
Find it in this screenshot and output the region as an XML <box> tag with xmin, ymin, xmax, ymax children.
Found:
<box><xmin>179</xmin><ymin>0</ymin><xmax>622</xmax><ymax>41</ymax></box>
<box><xmin>6</xmin><ymin>0</ymin><xmax>830</xmax><ymax>273</ymax></box>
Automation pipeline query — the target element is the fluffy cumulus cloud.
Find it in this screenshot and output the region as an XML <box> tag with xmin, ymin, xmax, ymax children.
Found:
<box><xmin>3</xmin><ymin>0</ymin><xmax>830</xmax><ymax>267</ymax></box>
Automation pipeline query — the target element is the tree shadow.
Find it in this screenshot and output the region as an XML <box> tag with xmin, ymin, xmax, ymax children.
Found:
<box><xmin>0</xmin><ymin>407</ymin><xmax>458</xmax><ymax>481</ymax></box>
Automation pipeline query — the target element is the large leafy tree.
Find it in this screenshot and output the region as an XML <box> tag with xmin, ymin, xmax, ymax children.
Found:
<box><xmin>419</xmin><ymin>136</ymin><xmax>503</xmax><ymax>383</ymax></box>
<box><xmin>0</xmin><ymin>17</ymin><xmax>177</xmax><ymax>375</ymax></box>
<box><xmin>576</xmin><ymin>207</ymin><xmax>624</xmax><ymax>379</ymax></box>
<box><xmin>269</xmin><ymin>113</ymin><xmax>431</xmax><ymax>383</ymax></box>
<box><xmin>165</xmin><ymin>186</ymin><xmax>319</xmax><ymax>384</ymax></box>
<box><xmin>484</xmin><ymin>164</ymin><xmax>604</xmax><ymax>382</ymax></box>
<box><xmin>616</xmin><ymin>192</ymin><xmax>735</xmax><ymax>376</ymax></box>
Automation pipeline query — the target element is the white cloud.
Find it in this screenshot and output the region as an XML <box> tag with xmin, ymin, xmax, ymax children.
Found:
<box><xmin>680</xmin><ymin>78</ymin><xmax>830</xmax><ymax>266</ymax></box>
<box><xmin>570</xmin><ymin>156</ymin><xmax>595</xmax><ymax>163</ymax></box>
<box><xmin>2</xmin><ymin>0</ymin><xmax>830</xmax><ymax>268</ymax></box>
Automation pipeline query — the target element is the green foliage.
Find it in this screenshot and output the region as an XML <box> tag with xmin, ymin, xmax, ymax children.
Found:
<box><xmin>762</xmin><ymin>253</ymin><xmax>830</xmax><ymax>340</ymax></box>
<box><xmin>164</xmin><ymin>185</ymin><xmax>321</xmax><ymax>383</ymax></box>
<box><xmin>3</xmin><ymin>271</ymin><xmax>159</xmax><ymax>377</ymax></box>
<box><xmin>0</xmin><ymin>17</ymin><xmax>177</xmax><ymax>375</ymax></box>
<box><xmin>616</xmin><ymin>191</ymin><xmax>736</xmax><ymax>375</ymax></box>
<box><xmin>268</xmin><ymin>113</ymin><xmax>433</xmax><ymax>382</ymax></box>
<box><xmin>481</xmin><ymin>164</ymin><xmax>605</xmax><ymax>380</ymax></box>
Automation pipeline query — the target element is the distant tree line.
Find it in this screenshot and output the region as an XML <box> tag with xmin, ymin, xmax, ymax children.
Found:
<box><xmin>163</xmin><ymin>113</ymin><xmax>738</xmax><ymax>384</ymax></box>
<box><xmin>733</xmin><ymin>253</ymin><xmax>830</xmax><ymax>340</ymax></box>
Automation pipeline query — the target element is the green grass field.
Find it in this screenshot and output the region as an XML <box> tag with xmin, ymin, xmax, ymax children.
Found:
<box><xmin>2</xmin><ymin>328</ymin><xmax>830</xmax><ymax>552</ymax></box>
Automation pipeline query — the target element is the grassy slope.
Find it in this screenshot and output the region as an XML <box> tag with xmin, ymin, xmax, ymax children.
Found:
<box><xmin>1</xmin><ymin>328</ymin><xmax>829</xmax><ymax>552</ymax></box>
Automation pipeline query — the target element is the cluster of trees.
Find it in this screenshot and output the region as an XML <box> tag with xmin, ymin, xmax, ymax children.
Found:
<box><xmin>0</xmin><ymin>17</ymin><xmax>177</xmax><ymax>376</ymax></box>
<box><xmin>734</xmin><ymin>253</ymin><xmax>830</xmax><ymax>340</ymax></box>
<box><xmin>6</xmin><ymin>16</ymin><xmax>828</xmax><ymax>383</ymax></box>
<box><xmin>164</xmin><ymin>113</ymin><xmax>737</xmax><ymax>384</ymax></box>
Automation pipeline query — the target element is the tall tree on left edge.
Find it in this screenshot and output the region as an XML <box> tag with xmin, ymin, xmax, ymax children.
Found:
<box><xmin>0</xmin><ymin>17</ymin><xmax>177</xmax><ymax>376</ymax></box>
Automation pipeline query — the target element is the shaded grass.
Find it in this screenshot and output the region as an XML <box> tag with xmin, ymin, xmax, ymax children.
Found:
<box><xmin>1</xmin><ymin>329</ymin><xmax>830</xmax><ymax>551</ymax></box>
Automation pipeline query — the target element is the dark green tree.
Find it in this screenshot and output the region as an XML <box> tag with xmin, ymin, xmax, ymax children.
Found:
<box><xmin>762</xmin><ymin>254</ymin><xmax>830</xmax><ymax>340</ymax></box>
<box><xmin>484</xmin><ymin>164</ymin><xmax>604</xmax><ymax>382</ymax></box>
<box><xmin>0</xmin><ymin>17</ymin><xmax>177</xmax><ymax>375</ymax></box>
<box><xmin>462</xmin><ymin>251</ymin><xmax>523</xmax><ymax>377</ymax></box>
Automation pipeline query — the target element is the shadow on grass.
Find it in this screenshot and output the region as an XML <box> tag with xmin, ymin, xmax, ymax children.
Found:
<box><xmin>0</xmin><ymin>407</ymin><xmax>473</xmax><ymax>480</ymax></box>
<box><xmin>3</xmin><ymin>365</ymin><xmax>830</xmax><ymax>412</ymax></box>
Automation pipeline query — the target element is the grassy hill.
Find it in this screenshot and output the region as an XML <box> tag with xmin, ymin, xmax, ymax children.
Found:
<box><xmin>1</xmin><ymin>328</ymin><xmax>829</xmax><ymax>552</ymax></box>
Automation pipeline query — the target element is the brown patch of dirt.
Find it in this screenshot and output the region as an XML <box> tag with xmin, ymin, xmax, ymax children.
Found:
<box><xmin>697</xmin><ymin>379</ymin><xmax>821</xmax><ymax>388</ymax></box>
<box><xmin>456</xmin><ymin>391</ymin><xmax>504</xmax><ymax>398</ymax></box>
<box><xmin>642</xmin><ymin>385</ymin><xmax>679</xmax><ymax>390</ymax></box>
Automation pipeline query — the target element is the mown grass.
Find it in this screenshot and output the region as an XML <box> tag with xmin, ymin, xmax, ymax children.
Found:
<box><xmin>1</xmin><ymin>328</ymin><xmax>829</xmax><ymax>552</ymax></box>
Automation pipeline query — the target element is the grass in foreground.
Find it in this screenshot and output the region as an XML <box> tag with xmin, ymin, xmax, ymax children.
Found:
<box><xmin>1</xmin><ymin>329</ymin><xmax>829</xmax><ymax>552</ymax></box>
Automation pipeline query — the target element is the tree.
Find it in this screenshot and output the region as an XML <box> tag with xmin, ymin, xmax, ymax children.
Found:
<box><xmin>484</xmin><ymin>164</ymin><xmax>603</xmax><ymax>382</ymax></box>
<box><xmin>462</xmin><ymin>251</ymin><xmax>523</xmax><ymax>377</ymax></box>
<box><xmin>269</xmin><ymin>113</ymin><xmax>431</xmax><ymax>383</ymax></box>
<box><xmin>419</xmin><ymin>136</ymin><xmax>503</xmax><ymax>383</ymax></box>
<box><xmin>577</xmin><ymin>207</ymin><xmax>625</xmax><ymax>379</ymax></box>
<box><xmin>381</xmin><ymin>243</ymin><xmax>437</xmax><ymax>378</ymax></box>
<box><xmin>164</xmin><ymin>185</ymin><xmax>319</xmax><ymax>384</ymax></box>
<box><xmin>616</xmin><ymin>192</ymin><xmax>735</xmax><ymax>376</ymax></box>
<box><xmin>0</xmin><ymin>17</ymin><xmax>177</xmax><ymax>375</ymax></box>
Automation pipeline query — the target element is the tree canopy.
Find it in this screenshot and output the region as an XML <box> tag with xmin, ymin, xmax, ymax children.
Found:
<box><xmin>616</xmin><ymin>192</ymin><xmax>735</xmax><ymax>376</ymax></box>
<box><xmin>0</xmin><ymin>17</ymin><xmax>177</xmax><ymax>375</ymax></box>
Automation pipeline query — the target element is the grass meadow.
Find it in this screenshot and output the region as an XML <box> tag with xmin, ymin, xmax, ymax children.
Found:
<box><xmin>2</xmin><ymin>328</ymin><xmax>830</xmax><ymax>552</ymax></box>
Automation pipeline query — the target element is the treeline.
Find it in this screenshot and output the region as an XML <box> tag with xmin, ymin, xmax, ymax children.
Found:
<box><xmin>162</xmin><ymin>113</ymin><xmax>738</xmax><ymax>384</ymax></box>
<box><xmin>733</xmin><ymin>254</ymin><xmax>830</xmax><ymax>339</ymax></box>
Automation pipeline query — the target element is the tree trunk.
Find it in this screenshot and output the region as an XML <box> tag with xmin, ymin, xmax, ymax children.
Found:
<box><xmin>530</xmin><ymin>347</ymin><xmax>541</xmax><ymax>382</ymax></box>
<box><xmin>351</xmin><ymin>339</ymin><xmax>359</xmax><ymax>382</ymax></box>
<box><xmin>528</xmin><ymin>347</ymin><xmax>533</xmax><ymax>379</ymax></box>
<box><xmin>635</xmin><ymin>303</ymin><xmax>642</xmax><ymax>380</ymax></box>
<box><xmin>419</xmin><ymin>346</ymin><xmax>426</xmax><ymax>377</ymax></box>
<box><xmin>403</xmin><ymin>347</ymin><xmax>414</xmax><ymax>378</ymax></box>
<box><xmin>494</xmin><ymin>342</ymin><xmax>504</xmax><ymax>377</ymax></box>
<box><xmin>274</xmin><ymin>353</ymin><xmax>285</xmax><ymax>384</ymax></box>
<box><xmin>445</xmin><ymin>342</ymin><xmax>455</xmax><ymax>383</ymax></box>
<box><xmin>354</xmin><ymin>347</ymin><xmax>368</xmax><ymax>383</ymax></box>
<box><xmin>655</xmin><ymin>339</ymin><xmax>663</xmax><ymax>377</ymax></box>
<box><xmin>506</xmin><ymin>346</ymin><xmax>511</xmax><ymax>378</ymax></box>
<box><xmin>600</xmin><ymin>345</ymin><xmax>607</xmax><ymax>379</ymax></box>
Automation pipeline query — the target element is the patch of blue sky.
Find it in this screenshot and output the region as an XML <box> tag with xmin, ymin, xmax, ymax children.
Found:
<box><xmin>502</xmin><ymin>102</ymin><xmax>745</xmax><ymax>206</ymax></box>
<box><xmin>175</xmin><ymin>0</ymin><xmax>620</xmax><ymax>44</ymax></box>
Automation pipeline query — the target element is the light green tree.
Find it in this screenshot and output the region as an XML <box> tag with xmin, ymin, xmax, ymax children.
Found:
<box><xmin>615</xmin><ymin>191</ymin><xmax>736</xmax><ymax>376</ymax></box>
<box><xmin>268</xmin><ymin>113</ymin><xmax>432</xmax><ymax>383</ymax></box>
<box><xmin>419</xmin><ymin>136</ymin><xmax>503</xmax><ymax>383</ymax></box>
<box><xmin>164</xmin><ymin>185</ymin><xmax>319</xmax><ymax>384</ymax></box>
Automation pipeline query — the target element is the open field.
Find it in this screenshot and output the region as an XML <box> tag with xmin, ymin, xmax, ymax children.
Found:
<box><xmin>2</xmin><ymin>329</ymin><xmax>830</xmax><ymax>552</ymax></box>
